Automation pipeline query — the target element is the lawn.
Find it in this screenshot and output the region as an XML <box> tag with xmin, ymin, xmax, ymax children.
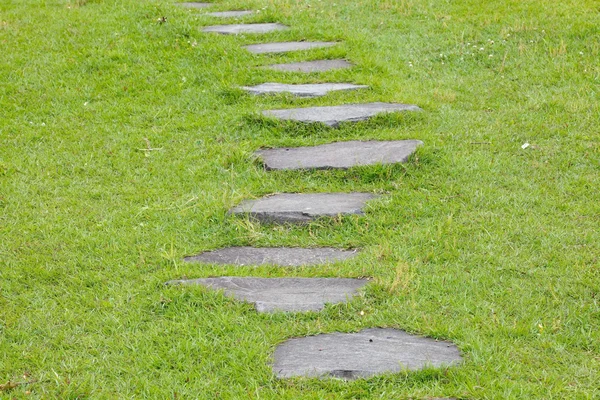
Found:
<box><xmin>1</xmin><ymin>0</ymin><xmax>598</xmax><ymax>398</ymax></box>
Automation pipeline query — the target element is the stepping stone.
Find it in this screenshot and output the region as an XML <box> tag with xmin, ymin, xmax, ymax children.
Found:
<box><xmin>166</xmin><ymin>277</ymin><xmax>368</xmax><ymax>312</ymax></box>
<box><xmin>262</xmin><ymin>102</ymin><xmax>422</xmax><ymax>127</ymax></box>
<box><xmin>256</xmin><ymin>140</ymin><xmax>423</xmax><ymax>170</ymax></box>
<box><xmin>241</xmin><ymin>83</ymin><xmax>368</xmax><ymax>98</ymax></box>
<box><xmin>273</xmin><ymin>328</ymin><xmax>462</xmax><ymax>379</ymax></box>
<box><xmin>229</xmin><ymin>193</ymin><xmax>377</xmax><ymax>224</ymax></box>
<box><xmin>245</xmin><ymin>41</ymin><xmax>338</xmax><ymax>54</ymax></box>
<box><xmin>184</xmin><ymin>247</ymin><xmax>359</xmax><ymax>266</ymax></box>
<box><xmin>205</xmin><ymin>10</ymin><xmax>254</xmax><ymax>18</ymax></box>
<box><xmin>266</xmin><ymin>59</ymin><xmax>353</xmax><ymax>73</ymax></box>
<box><xmin>176</xmin><ymin>2</ymin><xmax>212</xmax><ymax>8</ymax></box>
<box><xmin>203</xmin><ymin>23</ymin><xmax>288</xmax><ymax>34</ymax></box>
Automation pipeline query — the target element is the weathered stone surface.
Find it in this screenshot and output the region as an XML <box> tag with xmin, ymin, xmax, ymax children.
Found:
<box><xmin>203</xmin><ymin>23</ymin><xmax>288</xmax><ymax>34</ymax></box>
<box><xmin>241</xmin><ymin>83</ymin><xmax>367</xmax><ymax>98</ymax></box>
<box><xmin>245</xmin><ymin>41</ymin><xmax>337</xmax><ymax>54</ymax></box>
<box><xmin>266</xmin><ymin>59</ymin><xmax>353</xmax><ymax>73</ymax></box>
<box><xmin>166</xmin><ymin>277</ymin><xmax>368</xmax><ymax>312</ymax></box>
<box><xmin>229</xmin><ymin>193</ymin><xmax>377</xmax><ymax>224</ymax></box>
<box><xmin>184</xmin><ymin>247</ymin><xmax>359</xmax><ymax>266</ymax></box>
<box><xmin>176</xmin><ymin>2</ymin><xmax>212</xmax><ymax>8</ymax></box>
<box><xmin>206</xmin><ymin>10</ymin><xmax>254</xmax><ymax>17</ymax></box>
<box><xmin>262</xmin><ymin>103</ymin><xmax>422</xmax><ymax>127</ymax></box>
<box><xmin>273</xmin><ymin>328</ymin><xmax>462</xmax><ymax>379</ymax></box>
<box><xmin>256</xmin><ymin>140</ymin><xmax>423</xmax><ymax>170</ymax></box>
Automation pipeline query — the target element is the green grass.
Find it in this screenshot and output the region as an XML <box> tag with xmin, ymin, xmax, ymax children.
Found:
<box><xmin>1</xmin><ymin>0</ymin><xmax>599</xmax><ymax>398</ymax></box>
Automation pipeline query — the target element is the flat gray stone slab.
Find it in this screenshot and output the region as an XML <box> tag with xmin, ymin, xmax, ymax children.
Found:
<box><xmin>266</xmin><ymin>59</ymin><xmax>353</xmax><ymax>73</ymax></box>
<box><xmin>205</xmin><ymin>10</ymin><xmax>254</xmax><ymax>17</ymax></box>
<box><xmin>241</xmin><ymin>83</ymin><xmax>367</xmax><ymax>98</ymax></box>
<box><xmin>229</xmin><ymin>193</ymin><xmax>377</xmax><ymax>224</ymax></box>
<box><xmin>176</xmin><ymin>2</ymin><xmax>212</xmax><ymax>8</ymax></box>
<box><xmin>245</xmin><ymin>41</ymin><xmax>338</xmax><ymax>54</ymax></box>
<box><xmin>256</xmin><ymin>140</ymin><xmax>423</xmax><ymax>170</ymax></box>
<box><xmin>273</xmin><ymin>328</ymin><xmax>462</xmax><ymax>379</ymax></box>
<box><xmin>262</xmin><ymin>103</ymin><xmax>422</xmax><ymax>127</ymax></box>
<box><xmin>166</xmin><ymin>277</ymin><xmax>368</xmax><ymax>312</ymax></box>
<box><xmin>203</xmin><ymin>23</ymin><xmax>288</xmax><ymax>34</ymax></box>
<box><xmin>184</xmin><ymin>247</ymin><xmax>359</xmax><ymax>266</ymax></box>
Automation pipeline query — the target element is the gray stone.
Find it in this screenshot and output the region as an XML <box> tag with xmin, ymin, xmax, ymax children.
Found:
<box><xmin>256</xmin><ymin>140</ymin><xmax>423</xmax><ymax>170</ymax></box>
<box><xmin>262</xmin><ymin>102</ymin><xmax>422</xmax><ymax>127</ymax></box>
<box><xmin>241</xmin><ymin>83</ymin><xmax>368</xmax><ymax>98</ymax></box>
<box><xmin>166</xmin><ymin>277</ymin><xmax>368</xmax><ymax>312</ymax></box>
<box><xmin>203</xmin><ymin>23</ymin><xmax>288</xmax><ymax>34</ymax></box>
<box><xmin>229</xmin><ymin>193</ymin><xmax>377</xmax><ymax>224</ymax></box>
<box><xmin>266</xmin><ymin>59</ymin><xmax>353</xmax><ymax>73</ymax></box>
<box><xmin>205</xmin><ymin>10</ymin><xmax>254</xmax><ymax>18</ymax></box>
<box><xmin>245</xmin><ymin>41</ymin><xmax>338</xmax><ymax>54</ymax></box>
<box><xmin>273</xmin><ymin>328</ymin><xmax>462</xmax><ymax>379</ymax></box>
<box><xmin>176</xmin><ymin>2</ymin><xmax>212</xmax><ymax>8</ymax></box>
<box><xmin>184</xmin><ymin>247</ymin><xmax>359</xmax><ymax>266</ymax></box>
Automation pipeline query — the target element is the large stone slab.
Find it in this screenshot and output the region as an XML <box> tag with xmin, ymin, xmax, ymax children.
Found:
<box><xmin>241</xmin><ymin>83</ymin><xmax>367</xmax><ymax>98</ymax></box>
<box><xmin>229</xmin><ymin>193</ymin><xmax>377</xmax><ymax>224</ymax></box>
<box><xmin>273</xmin><ymin>328</ymin><xmax>462</xmax><ymax>379</ymax></box>
<box><xmin>184</xmin><ymin>247</ymin><xmax>359</xmax><ymax>266</ymax></box>
<box><xmin>205</xmin><ymin>10</ymin><xmax>254</xmax><ymax>17</ymax></box>
<box><xmin>166</xmin><ymin>277</ymin><xmax>368</xmax><ymax>312</ymax></box>
<box><xmin>176</xmin><ymin>2</ymin><xmax>212</xmax><ymax>8</ymax></box>
<box><xmin>262</xmin><ymin>103</ymin><xmax>422</xmax><ymax>127</ymax></box>
<box><xmin>245</xmin><ymin>41</ymin><xmax>338</xmax><ymax>54</ymax></box>
<box><xmin>256</xmin><ymin>140</ymin><xmax>423</xmax><ymax>170</ymax></box>
<box><xmin>266</xmin><ymin>59</ymin><xmax>353</xmax><ymax>73</ymax></box>
<box><xmin>203</xmin><ymin>23</ymin><xmax>288</xmax><ymax>34</ymax></box>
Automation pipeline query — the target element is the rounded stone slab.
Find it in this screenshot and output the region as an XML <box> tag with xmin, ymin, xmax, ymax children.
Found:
<box><xmin>256</xmin><ymin>140</ymin><xmax>423</xmax><ymax>170</ymax></box>
<box><xmin>184</xmin><ymin>247</ymin><xmax>359</xmax><ymax>266</ymax></box>
<box><xmin>202</xmin><ymin>23</ymin><xmax>288</xmax><ymax>35</ymax></box>
<box><xmin>241</xmin><ymin>83</ymin><xmax>368</xmax><ymax>98</ymax></box>
<box><xmin>262</xmin><ymin>102</ymin><xmax>422</xmax><ymax>127</ymax></box>
<box><xmin>266</xmin><ymin>59</ymin><xmax>353</xmax><ymax>73</ymax></box>
<box><xmin>176</xmin><ymin>2</ymin><xmax>212</xmax><ymax>8</ymax></box>
<box><xmin>244</xmin><ymin>41</ymin><xmax>338</xmax><ymax>54</ymax></box>
<box><xmin>205</xmin><ymin>10</ymin><xmax>254</xmax><ymax>17</ymax></box>
<box><xmin>273</xmin><ymin>328</ymin><xmax>462</xmax><ymax>379</ymax></box>
<box><xmin>229</xmin><ymin>193</ymin><xmax>378</xmax><ymax>224</ymax></box>
<box><xmin>166</xmin><ymin>277</ymin><xmax>368</xmax><ymax>312</ymax></box>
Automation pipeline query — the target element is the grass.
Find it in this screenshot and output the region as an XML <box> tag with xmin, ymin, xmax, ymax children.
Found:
<box><xmin>0</xmin><ymin>0</ymin><xmax>598</xmax><ymax>398</ymax></box>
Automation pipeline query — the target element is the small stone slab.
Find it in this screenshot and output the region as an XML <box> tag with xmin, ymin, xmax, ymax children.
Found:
<box><xmin>205</xmin><ymin>10</ymin><xmax>254</xmax><ymax>17</ymax></box>
<box><xmin>184</xmin><ymin>247</ymin><xmax>358</xmax><ymax>266</ymax></box>
<box><xmin>241</xmin><ymin>83</ymin><xmax>368</xmax><ymax>98</ymax></box>
<box><xmin>256</xmin><ymin>140</ymin><xmax>423</xmax><ymax>170</ymax></box>
<box><xmin>176</xmin><ymin>2</ymin><xmax>212</xmax><ymax>8</ymax></box>
<box><xmin>266</xmin><ymin>59</ymin><xmax>353</xmax><ymax>73</ymax></box>
<box><xmin>273</xmin><ymin>328</ymin><xmax>462</xmax><ymax>379</ymax></box>
<box><xmin>203</xmin><ymin>23</ymin><xmax>288</xmax><ymax>34</ymax></box>
<box><xmin>229</xmin><ymin>193</ymin><xmax>377</xmax><ymax>224</ymax></box>
<box><xmin>166</xmin><ymin>277</ymin><xmax>368</xmax><ymax>312</ymax></box>
<box><xmin>245</xmin><ymin>41</ymin><xmax>338</xmax><ymax>54</ymax></box>
<box><xmin>262</xmin><ymin>102</ymin><xmax>422</xmax><ymax>127</ymax></box>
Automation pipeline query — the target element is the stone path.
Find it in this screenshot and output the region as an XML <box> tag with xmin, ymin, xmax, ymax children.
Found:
<box><xmin>229</xmin><ymin>193</ymin><xmax>377</xmax><ymax>224</ymax></box>
<box><xmin>244</xmin><ymin>41</ymin><xmax>338</xmax><ymax>54</ymax></box>
<box><xmin>265</xmin><ymin>59</ymin><xmax>353</xmax><ymax>73</ymax></box>
<box><xmin>273</xmin><ymin>328</ymin><xmax>462</xmax><ymax>379</ymax></box>
<box><xmin>262</xmin><ymin>102</ymin><xmax>422</xmax><ymax>127</ymax></box>
<box><xmin>256</xmin><ymin>140</ymin><xmax>423</xmax><ymax>170</ymax></box>
<box><xmin>205</xmin><ymin>11</ymin><xmax>254</xmax><ymax>18</ymax></box>
<box><xmin>203</xmin><ymin>23</ymin><xmax>288</xmax><ymax>34</ymax></box>
<box><xmin>166</xmin><ymin>277</ymin><xmax>368</xmax><ymax>312</ymax></box>
<box><xmin>184</xmin><ymin>247</ymin><xmax>359</xmax><ymax>266</ymax></box>
<box><xmin>168</xmin><ymin>0</ymin><xmax>462</xmax><ymax>387</ymax></box>
<box><xmin>241</xmin><ymin>83</ymin><xmax>368</xmax><ymax>98</ymax></box>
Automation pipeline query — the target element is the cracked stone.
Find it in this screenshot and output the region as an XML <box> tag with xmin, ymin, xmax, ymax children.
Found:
<box><xmin>245</xmin><ymin>41</ymin><xmax>338</xmax><ymax>54</ymax></box>
<box><xmin>166</xmin><ymin>277</ymin><xmax>368</xmax><ymax>312</ymax></box>
<box><xmin>241</xmin><ymin>83</ymin><xmax>368</xmax><ymax>97</ymax></box>
<box><xmin>265</xmin><ymin>59</ymin><xmax>353</xmax><ymax>72</ymax></box>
